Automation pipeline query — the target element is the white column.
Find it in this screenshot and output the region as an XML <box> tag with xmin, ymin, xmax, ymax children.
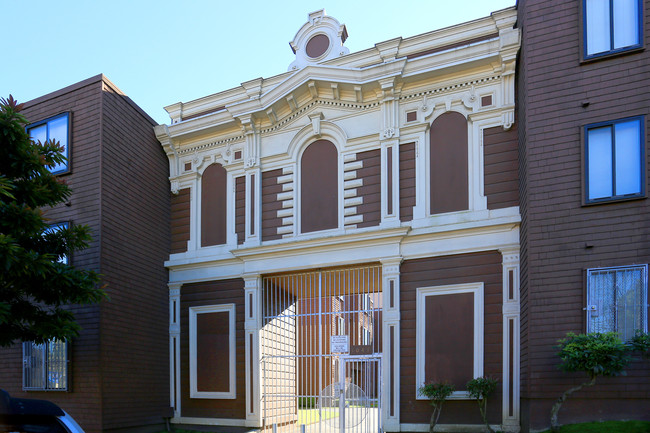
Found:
<box><xmin>381</xmin><ymin>257</ymin><xmax>402</xmax><ymax>431</ymax></box>
<box><xmin>244</xmin><ymin>274</ymin><xmax>262</xmax><ymax>427</ymax></box>
<box><xmin>500</xmin><ymin>248</ymin><xmax>520</xmax><ymax>432</ymax></box>
<box><xmin>168</xmin><ymin>282</ymin><xmax>182</xmax><ymax>418</ymax></box>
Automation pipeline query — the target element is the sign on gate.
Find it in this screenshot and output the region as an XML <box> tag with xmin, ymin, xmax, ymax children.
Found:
<box><xmin>330</xmin><ymin>335</ymin><xmax>349</xmax><ymax>354</ymax></box>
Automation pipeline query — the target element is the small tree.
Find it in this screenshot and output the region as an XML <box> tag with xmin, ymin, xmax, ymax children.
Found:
<box><xmin>467</xmin><ymin>376</ymin><xmax>498</xmax><ymax>433</ymax></box>
<box><xmin>418</xmin><ymin>381</ymin><xmax>454</xmax><ymax>433</ymax></box>
<box><xmin>550</xmin><ymin>332</ymin><xmax>630</xmax><ymax>432</ymax></box>
<box><xmin>0</xmin><ymin>95</ymin><xmax>105</xmax><ymax>347</ymax></box>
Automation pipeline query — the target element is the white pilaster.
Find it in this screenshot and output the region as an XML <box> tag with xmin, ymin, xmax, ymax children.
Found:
<box><xmin>244</xmin><ymin>274</ymin><xmax>262</xmax><ymax>427</ymax></box>
<box><xmin>500</xmin><ymin>248</ymin><xmax>520</xmax><ymax>432</ymax></box>
<box><xmin>169</xmin><ymin>282</ymin><xmax>182</xmax><ymax>418</ymax></box>
<box><xmin>381</xmin><ymin>257</ymin><xmax>402</xmax><ymax>431</ymax></box>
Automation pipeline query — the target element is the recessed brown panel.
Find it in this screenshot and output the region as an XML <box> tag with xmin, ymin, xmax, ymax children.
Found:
<box><xmin>406</xmin><ymin>111</ymin><xmax>417</xmax><ymax>122</ymax></box>
<box><xmin>171</xmin><ymin>188</ymin><xmax>191</xmax><ymax>253</ymax></box>
<box><xmin>424</xmin><ymin>293</ymin><xmax>474</xmax><ymax>389</ymax></box>
<box><xmin>196</xmin><ymin>311</ymin><xmax>230</xmax><ymax>393</ymax></box>
<box><xmin>399</xmin><ymin>142</ymin><xmax>416</xmax><ymax>222</ymax></box>
<box><xmin>306</xmin><ymin>34</ymin><xmax>330</xmax><ymax>58</ymax></box>
<box><xmin>301</xmin><ymin>140</ymin><xmax>338</xmax><ymax>233</ymax></box>
<box><xmin>180</xmin><ymin>278</ymin><xmax>246</xmax><ymax>419</ymax></box>
<box><xmin>429</xmin><ymin>112</ymin><xmax>468</xmax><ymax>214</ymax></box>
<box><xmin>235</xmin><ymin>176</ymin><xmax>245</xmax><ymax>245</ymax></box>
<box><xmin>201</xmin><ymin>163</ymin><xmax>227</xmax><ymax>246</ymax></box>
<box><xmin>481</xmin><ymin>95</ymin><xmax>493</xmax><ymax>107</ymax></box>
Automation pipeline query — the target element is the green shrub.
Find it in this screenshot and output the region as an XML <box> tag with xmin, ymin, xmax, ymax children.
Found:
<box><xmin>467</xmin><ymin>376</ymin><xmax>498</xmax><ymax>433</ymax></box>
<box><xmin>298</xmin><ymin>396</ymin><xmax>316</xmax><ymax>408</ymax></box>
<box><xmin>551</xmin><ymin>332</ymin><xmax>632</xmax><ymax>432</ymax></box>
<box><xmin>418</xmin><ymin>381</ymin><xmax>454</xmax><ymax>433</ymax></box>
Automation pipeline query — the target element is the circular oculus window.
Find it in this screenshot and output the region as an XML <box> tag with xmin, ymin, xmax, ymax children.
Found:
<box><xmin>305</xmin><ymin>34</ymin><xmax>330</xmax><ymax>58</ymax></box>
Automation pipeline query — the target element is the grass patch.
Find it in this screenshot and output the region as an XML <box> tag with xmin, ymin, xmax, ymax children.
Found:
<box><xmin>297</xmin><ymin>408</ymin><xmax>339</xmax><ymax>425</ymax></box>
<box><xmin>539</xmin><ymin>420</ymin><xmax>650</xmax><ymax>433</ymax></box>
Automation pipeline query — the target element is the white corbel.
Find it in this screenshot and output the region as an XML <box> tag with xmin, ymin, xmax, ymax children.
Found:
<box><xmin>308</xmin><ymin>112</ymin><xmax>324</xmax><ymax>137</ymax></box>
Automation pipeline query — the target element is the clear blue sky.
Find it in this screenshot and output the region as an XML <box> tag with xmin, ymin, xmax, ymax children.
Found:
<box><xmin>1</xmin><ymin>0</ymin><xmax>515</xmax><ymax>125</ymax></box>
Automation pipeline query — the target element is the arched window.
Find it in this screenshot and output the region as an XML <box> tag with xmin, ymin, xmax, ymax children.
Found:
<box><xmin>201</xmin><ymin>163</ymin><xmax>227</xmax><ymax>246</ymax></box>
<box><xmin>301</xmin><ymin>140</ymin><xmax>338</xmax><ymax>233</ymax></box>
<box><xmin>429</xmin><ymin>112</ymin><xmax>469</xmax><ymax>214</ymax></box>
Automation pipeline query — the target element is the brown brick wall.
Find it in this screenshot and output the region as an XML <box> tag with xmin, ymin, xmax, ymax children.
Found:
<box><xmin>517</xmin><ymin>0</ymin><xmax>650</xmax><ymax>429</ymax></box>
<box><xmin>99</xmin><ymin>82</ymin><xmax>170</xmax><ymax>430</ymax></box>
<box><xmin>171</xmin><ymin>188</ymin><xmax>190</xmax><ymax>253</ymax></box>
<box><xmin>262</xmin><ymin>168</ymin><xmax>283</xmax><ymax>241</ymax></box>
<box><xmin>179</xmin><ymin>278</ymin><xmax>246</xmax><ymax>419</ymax></box>
<box><xmin>399</xmin><ymin>251</ymin><xmax>503</xmax><ymax>425</ymax></box>
<box><xmin>484</xmin><ymin>123</ymin><xmax>519</xmax><ymax>209</ymax></box>
<box><xmin>399</xmin><ymin>142</ymin><xmax>416</xmax><ymax>222</ymax></box>
<box><xmin>356</xmin><ymin>149</ymin><xmax>381</xmax><ymax>228</ymax></box>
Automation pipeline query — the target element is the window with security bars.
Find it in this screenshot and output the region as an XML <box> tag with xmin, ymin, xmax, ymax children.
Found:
<box><xmin>586</xmin><ymin>265</ymin><xmax>648</xmax><ymax>341</ymax></box>
<box><xmin>23</xmin><ymin>339</ymin><xmax>68</xmax><ymax>391</ymax></box>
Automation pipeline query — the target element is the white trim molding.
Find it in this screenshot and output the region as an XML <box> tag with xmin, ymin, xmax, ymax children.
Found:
<box><xmin>416</xmin><ymin>282</ymin><xmax>484</xmax><ymax>400</ymax></box>
<box><xmin>188</xmin><ymin>303</ymin><xmax>236</xmax><ymax>399</ymax></box>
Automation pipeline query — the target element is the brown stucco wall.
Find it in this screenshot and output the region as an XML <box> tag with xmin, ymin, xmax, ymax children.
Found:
<box><xmin>262</xmin><ymin>168</ymin><xmax>283</xmax><ymax>242</ymax></box>
<box><xmin>179</xmin><ymin>278</ymin><xmax>246</xmax><ymax>420</ymax></box>
<box><xmin>356</xmin><ymin>148</ymin><xmax>381</xmax><ymax>228</ymax></box>
<box><xmin>400</xmin><ymin>251</ymin><xmax>503</xmax><ymax>426</ymax></box>
<box><xmin>484</xmin><ymin>123</ymin><xmax>519</xmax><ymax>209</ymax></box>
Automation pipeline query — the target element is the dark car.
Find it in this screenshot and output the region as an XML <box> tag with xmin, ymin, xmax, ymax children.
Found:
<box><xmin>0</xmin><ymin>390</ymin><xmax>84</xmax><ymax>433</ymax></box>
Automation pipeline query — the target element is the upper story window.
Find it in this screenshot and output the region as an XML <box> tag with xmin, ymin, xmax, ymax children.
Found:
<box><xmin>584</xmin><ymin>0</ymin><xmax>642</xmax><ymax>59</ymax></box>
<box><xmin>587</xmin><ymin>264</ymin><xmax>647</xmax><ymax>341</ymax></box>
<box><xmin>201</xmin><ymin>163</ymin><xmax>227</xmax><ymax>246</ymax></box>
<box><xmin>23</xmin><ymin>339</ymin><xmax>68</xmax><ymax>391</ymax></box>
<box><xmin>300</xmin><ymin>140</ymin><xmax>338</xmax><ymax>233</ymax></box>
<box><xmin>27</xmin><ymin>112</ymin><xmax>70</xmax><ymax>175</ymax></box>
<box><xmin>585</xmin><ymin>116</ymin><xmax>645</xmax><ymax>203</ymax></box>
<box><xmin>429</xmin><ymin>112</ymin><xmax>468</xmax><ymax>214</ymax></box>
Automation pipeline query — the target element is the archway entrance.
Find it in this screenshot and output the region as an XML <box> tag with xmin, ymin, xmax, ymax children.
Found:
<box><xmin>262</xmin><ymin>265</ymin><xmax>382</xmax><ymax>433</ymax></box>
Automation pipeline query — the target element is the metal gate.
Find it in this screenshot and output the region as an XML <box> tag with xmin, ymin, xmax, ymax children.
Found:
<box><xmin>262</xmin><ymin>265</ymin><xmax>382</xmax><ymax>433</ymax></box>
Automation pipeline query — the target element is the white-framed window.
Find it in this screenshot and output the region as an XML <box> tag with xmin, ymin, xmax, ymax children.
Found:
<box><xmin>23</xmin><ymin>339</ymin><xmax>68</xmax><ymax>391</ymax></box>
<box><xmin>584</xmin><ymin>0</ymin><xmax>642</xmax><ymax>58</ymax></box>
<box><xmin>585</xmin><ymin>116</ymin><xmax>645</xmax><ymax>203</ymax></box>
<box><xmin>27</xmin><ymin>112</ymin><xmax>70</xmax><ymax>175</ymax></box>
<box><xmin>586</xmin><ymin>264</ymin><xmax>648</xmax><ymax>341</ymax></box>
<box><xmin>416</xmin><ymin>282</ymin><xmax>483</xmax><ymax>400</ymax></box>
<box><xmin>189</xmin><ymin>304</ymin><xmax>236</xmax><ymax>399</ymax></box>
